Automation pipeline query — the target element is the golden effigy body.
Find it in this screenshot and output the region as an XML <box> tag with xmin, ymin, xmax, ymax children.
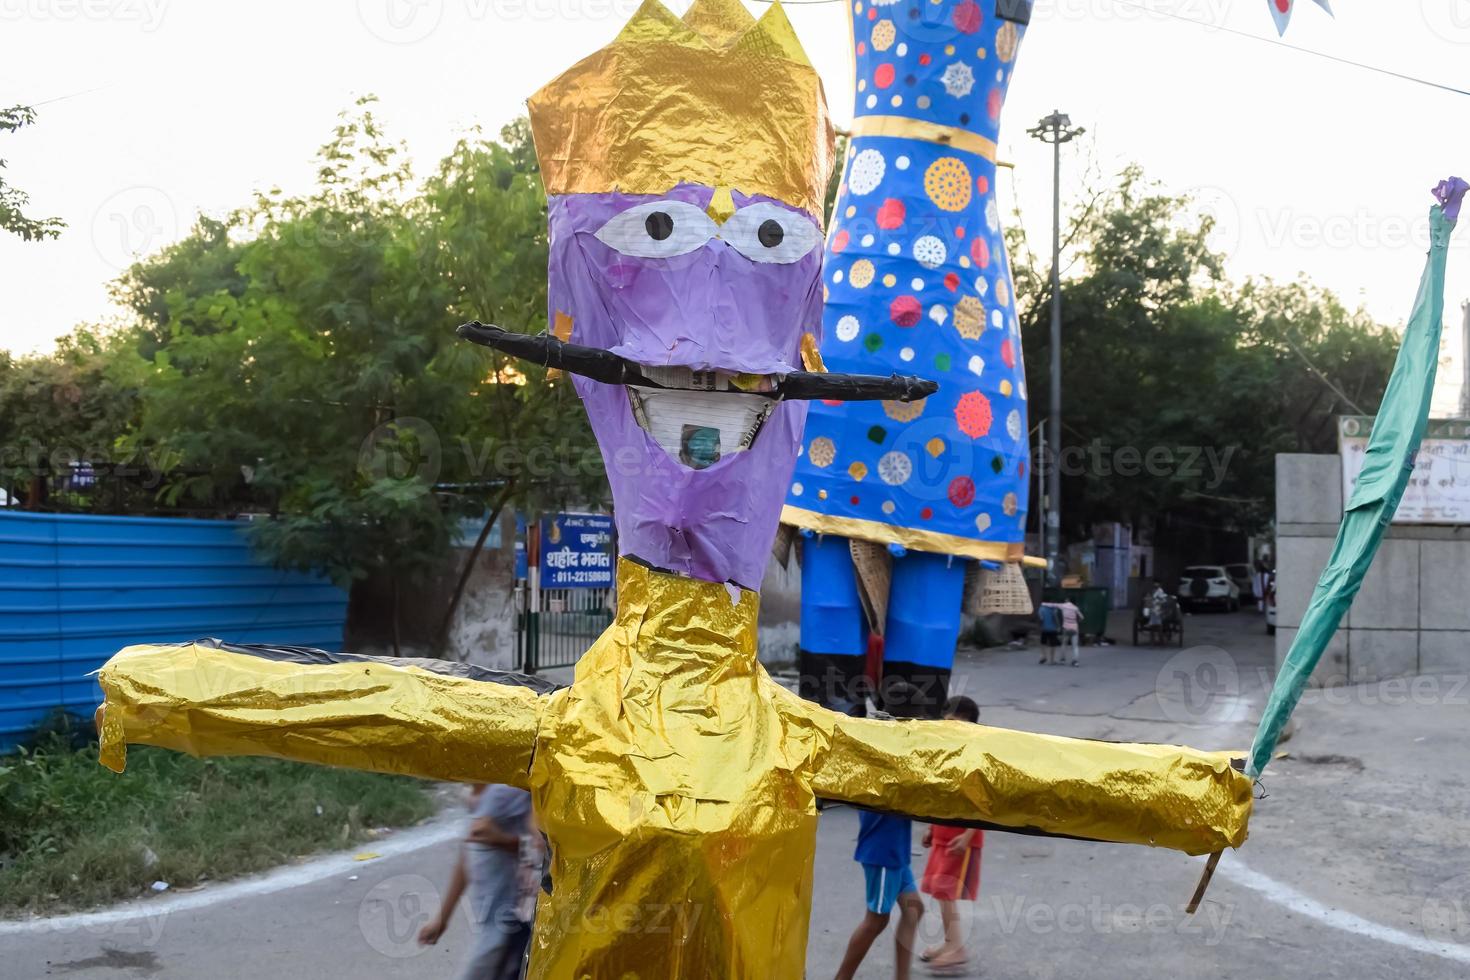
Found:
<box><xmin>99</xmin><ymin>562</ymin><xmax>1251</xmax><ymax>976</ymax></box>
<box><xmin>527</xmin><ymin>561</ymin><xmax>820</xmax><ymax>977</ymax></box>
<box><xmin>94</xmin><ymin>2</ymin><xmax>1254</xmax><ymax>975</ymax></box>
<box><xmin>527</xmin><ymin>561</ymin><xmax>1250</xmax><ymax>976</ymax></box>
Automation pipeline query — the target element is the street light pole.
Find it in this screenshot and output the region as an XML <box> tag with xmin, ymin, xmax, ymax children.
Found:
<box><xmin>1028</xmin><ymin>110</ymin><xmax>1084</xmax><ymax>585</ymax></box>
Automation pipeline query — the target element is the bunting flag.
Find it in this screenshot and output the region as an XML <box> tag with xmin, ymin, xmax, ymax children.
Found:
<box><xmin>1267</xmin><ymin>0</ymin><xmax>1333</xmax><ymax>36</ymax></box>
<box><xmin>1246</xmin><ymin>178</ymin><xmax>1468</xmax><ymax>779</ymax></box>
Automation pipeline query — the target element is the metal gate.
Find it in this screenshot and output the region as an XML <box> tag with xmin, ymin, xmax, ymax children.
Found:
<box><xmin>515</xmin><ymin>579</ymin><xmax>616</xmax><ymax>673</ymax></box>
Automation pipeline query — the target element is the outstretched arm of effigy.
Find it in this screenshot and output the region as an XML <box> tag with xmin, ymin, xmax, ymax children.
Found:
<box><xmin>96</xmin><ymin>640</ymin><xmax>551</xmax><ymax>788</ymax></box>
<box><xmin>770</xmin><ymin>683</ymin><xmax>1252</xmax><ymax>857</ymax></box>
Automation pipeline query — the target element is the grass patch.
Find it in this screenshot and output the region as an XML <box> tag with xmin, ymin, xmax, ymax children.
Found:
<box><xmin>0</xmin><ymin>733</ymin><xmax>436</xmax><ymax>916</ymax></box>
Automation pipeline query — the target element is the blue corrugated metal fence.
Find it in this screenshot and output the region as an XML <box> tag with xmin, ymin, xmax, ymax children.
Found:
<box><xmin>0</xmin><ymin>511</ymin><xmax>349</xmax><ymax>749</ymax></box>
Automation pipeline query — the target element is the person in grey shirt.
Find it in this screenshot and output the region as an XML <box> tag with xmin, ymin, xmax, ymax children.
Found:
<box><xmin>420</xmin><ymin>784</ymin><xmax>534</xmax><ymax>979</ymax></box>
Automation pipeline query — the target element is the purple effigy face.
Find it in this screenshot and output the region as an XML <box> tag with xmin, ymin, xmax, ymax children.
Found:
<box><xmin>547</xmin><ymin>184</ymin><xmax>825</xmax><ymax>590</ymax></box>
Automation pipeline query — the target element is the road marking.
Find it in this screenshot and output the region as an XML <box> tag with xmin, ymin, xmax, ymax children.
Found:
<box><xmin>9</xmin><ymin>807</ymin><xmax>1470</xmax><ymax>969</ymax></box>
<box><xmin>0</xmin><ymin>816</ymin><xmax>461</xmax><ymax>936</ymax></box>
<box><xmin>1217</xmin><ymin>855</ymin><xmax>1470</xmax><ymax>965</ymax></box>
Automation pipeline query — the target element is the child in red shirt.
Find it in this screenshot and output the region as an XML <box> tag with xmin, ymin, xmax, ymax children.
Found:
<box><xmin>919</xmin><ymin>696</ymin><xmax>983</xmax><ymax>974</ymax></box>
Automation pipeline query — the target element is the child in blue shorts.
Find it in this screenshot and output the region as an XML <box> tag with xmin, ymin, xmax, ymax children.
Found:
<box><xmin>834</xmin><ymin>686</ymin><xmax>925</xmax><ymax>980</ymax></box>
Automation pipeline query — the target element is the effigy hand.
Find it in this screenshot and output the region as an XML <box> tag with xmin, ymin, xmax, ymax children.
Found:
<box><xmin>768</xmin><ymin>681</ymin><xmax>1251</xmax><ymax>857</ymax></box>
<box><xmin>95</xmin><ymin>639</ymin><xmax>552</xmax><ymax>787</ymax></box>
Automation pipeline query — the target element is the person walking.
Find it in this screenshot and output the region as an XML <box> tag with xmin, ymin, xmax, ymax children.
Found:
<box><xmin>834</xmin><ymin>687</ymin><xmax>927</xmax><ymax>980</ymax></box>
<box><xmin>918</xmin><ymin>696</ymin><xmax>985</xmax><ymax>975</ymax></box>
<box><xmin>1037</xmin><ymin>602</ymin><xmax>1061</xmax><ymax>664</ymax></box>
<box><xmin>420</xmin><ymin>784</ymin><xmax>534</xmax><ymax>979</ymax></box>
<box><xmin>1039</xmin><ymin>599</ymin><xmax>1082</xmax><ymax>666</ymax></box>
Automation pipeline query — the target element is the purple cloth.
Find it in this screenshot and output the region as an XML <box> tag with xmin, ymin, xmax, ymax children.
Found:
<box><xmin>546</xmin><ymin>186</ymin><xmax>824</xmax><ymax>589</ymax></box>
<box><xmin>1432</xmin><ymin>177</ymin><xmax>1468</xmax><ymax>223</ymax></box>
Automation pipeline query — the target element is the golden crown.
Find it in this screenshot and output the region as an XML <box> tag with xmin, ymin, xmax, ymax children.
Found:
<box><xmin>527</xmin><ymin>0</ymin><xmax>833</xmax><ymax>219</ymax></box>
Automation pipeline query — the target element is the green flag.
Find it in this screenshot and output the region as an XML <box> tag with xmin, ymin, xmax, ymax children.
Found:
<box><xmin>1247</xmin><ymin>181</ymin><xmax>1466</xmax><ymax>779</ymax></box>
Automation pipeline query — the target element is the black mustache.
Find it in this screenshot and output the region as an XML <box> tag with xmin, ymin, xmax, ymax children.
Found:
<box><xmin>456</xmin><ymin>322</ymin><xmax>938</xmax><ymax>403</ymax></box>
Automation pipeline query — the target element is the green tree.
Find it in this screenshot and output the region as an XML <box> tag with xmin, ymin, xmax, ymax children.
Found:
<box><xmin>110</xmin><ymin>214</ymin><xmax>248</xmax><ymax>359</ymax></box>
<box><xmin>0</xmin><ymin>327</ymin><xmax>141</xmax><ymax>509</ymax></box>
<box><xmin>0</xmin><ymin>106</ymin><xmax>64</xmax><ymax>242</ymax></box>
<box><xmin>823</xmin><ymin>131</ymin><xmax>850</xmax><ymax>227</ymax></box>
<box><xmin>116</xmin><ymin>102</ymin><xmax>601</xmax><ymax>649</ymax></box>
<box><xmin>1011</xmin><ymin>165</ymin><xmax>1399</xmax><ymax>540</ymax></box>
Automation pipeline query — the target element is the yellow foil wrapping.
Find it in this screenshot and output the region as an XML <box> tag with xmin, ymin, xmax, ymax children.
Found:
<box><xmin>527</xmin><ymin>0</ymin><xmax>835</xmax><ymax>218</ymax></box>
<box><xmin>95</xmin><ymin>562</ymin><xmax>1252</xmax><ymax>978</ymax></box>
<box><xmin>779</xmin><ymin>688</ymin><xmax>1251</xmax><ymax>855</ymax></box>
<box><xmin>96</xmin><ymin>642</ymin><xmax>543</xmax><ymax>787</ymax></box>
<box><xmin>525</xmin><ymin>560</ymin><xmax>820</xmax><ymax>979</ymax></box>
<box><xmin>525</xmin><ymin>561</ymin><xmax>1251</xmax><ymax>977</ymax></box>
<box><xmin>782</xmin><ymin>502</ymin><xmax>1031</xmax><ymax>564</ymax></box>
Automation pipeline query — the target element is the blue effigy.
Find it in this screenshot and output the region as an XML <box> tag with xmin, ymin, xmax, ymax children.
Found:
<box><xmin>785</xmin><ymin>0</ymin><xmax>1031</xmax><ymax>713</ymax></box>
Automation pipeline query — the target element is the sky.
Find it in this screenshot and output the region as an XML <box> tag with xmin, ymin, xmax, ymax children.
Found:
<box><xmin>3</xmin><ymin>0</ymin><xmax>1470</xmax><ymax>410</ymax></box>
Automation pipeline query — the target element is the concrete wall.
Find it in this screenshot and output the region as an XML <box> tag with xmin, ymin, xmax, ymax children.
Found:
<box><xmin>758</xmin><ymin>553</ymin><xmax>802</xmax><ymax>666</ymax></box>
<box><xmin>444</xmin><ymin>514</ymin><xmax>520</xmax><ymax>670</ymax></box>
<box><xmin>347</xmin><ymin>511</ymin><xmax>521</xmax><ymax>669</ymax></box>
<box><xmin>1275</xmin><ymin>453</ymin><xmax>1470</xmax><ymax>685</ymax></box>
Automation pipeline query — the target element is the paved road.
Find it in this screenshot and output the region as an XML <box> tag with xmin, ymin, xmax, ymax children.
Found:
<box><xmin>6</xmin><ymin>609</ymin><xmax>1470</xmax><ymax>978</ymax></box>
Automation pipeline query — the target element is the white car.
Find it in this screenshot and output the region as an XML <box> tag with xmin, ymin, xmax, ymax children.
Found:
<box><xmin>1178</xmin><ymin>565</ymin><xmax>1241</xmax><ymax>612</ymax></box>
<box><xmin>1224</xmin><ymin>562</ymin><xmax>1255</xmax><ymax>601</ymax></box>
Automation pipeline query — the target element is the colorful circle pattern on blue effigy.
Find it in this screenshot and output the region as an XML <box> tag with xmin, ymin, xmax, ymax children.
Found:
<box><xmin>786</xmin><ymin>0</ymin><xmax>1030</xmax><ymax>558</ymax></box>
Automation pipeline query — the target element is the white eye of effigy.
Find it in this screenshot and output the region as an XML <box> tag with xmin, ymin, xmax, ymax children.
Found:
<box><xmin>720</xmin><ymin>203</ymin><xmax>820</xmax><ymax>264</ymax></box>
<box><xmin>595</xmin><ymin>199</ymin><xmax>819</xmax><ymax>264</ymax></box>
<box><xmin>595</xmin><ymin>200</ymin><xmax>718</xmax><ymax>258</ymax></box>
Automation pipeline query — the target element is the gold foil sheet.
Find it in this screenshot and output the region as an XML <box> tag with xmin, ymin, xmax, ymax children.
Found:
<box><xmin>96</xmin><ymin>642</ymin><xmax>543</xmax><ymax>786</ymax></box>
<box><xmin>782</xmin><ymin>502</ymin><xmax>1032</xmax><ymax>563</ymax></box>
<box><xmin>774</xmin><ymin>683</ymin><xmax>1252</xmax><ymax>855</ymax></box>
<box><xmin>94</xmin><ymin>561</ymin><xmax>1252</xmax><ymax>979</ymax></box>
<box><xmin>527</xmin><ymin>0</ymin><xmax>835</xmax><ymax>218</ymax></box>
<box><xmin>524</xmin><ymin>560</ymin><xmax>1249</xmax><ymax>977</ymax></box>
<box><xmin>848</xmin><ymin>114</ymin><xmax>1000</xmax><ymax>162</ymax></box>
<box><xmin>525</xmin><ymin>558</ymin><xmax>818</xmax><ymax>978</ymax></box>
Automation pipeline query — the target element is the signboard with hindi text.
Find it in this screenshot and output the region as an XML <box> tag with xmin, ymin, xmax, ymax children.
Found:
<box><xmin>1339</xmin><ymin>416</ymin><xmax>1470</xmax><ymax>524</ymax></box>
<box><xmin>539</xmin><ymin>512</ymin><xmax>615</xmax><ymax>587</ymax></box>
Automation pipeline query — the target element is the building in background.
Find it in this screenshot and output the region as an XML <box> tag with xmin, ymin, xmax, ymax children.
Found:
<box><xmin>1275</xmin><ymin>420</ymin><xmax>1470</xmax><ymax>685</ymax></box>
